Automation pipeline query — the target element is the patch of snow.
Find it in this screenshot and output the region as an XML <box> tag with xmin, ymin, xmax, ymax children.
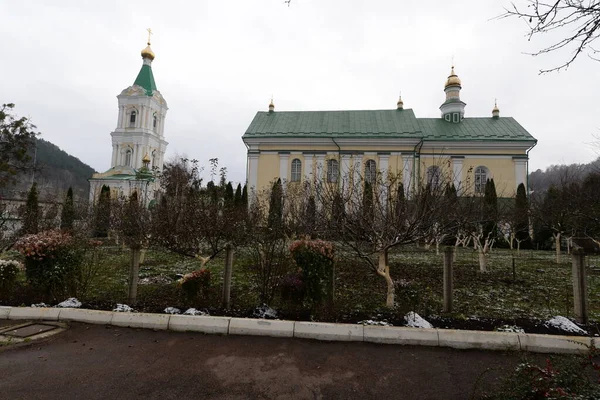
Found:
<box><xmin>113</xmin><ymin>304</ymin><xmax>134</xmax><ymax>313</ymax></box>
<box><xmin>253</xmin><ymin>304</ymin><xmax>278</xmax><ymax>319</ymax></box>
<box><xmin>56</xmin><ymin>298</ymin><xmax>82</xmax><ymax>308</ymax></box>
<box><xmin>545</xmin><ymin>316</ymin><xmax>587</xmax><ymax>335</ymax></box>
<box><xmin>404</xmin><ymin>312</ymin><xmax>433</xmax><ymax>329</ymax></box>
<box><xmin>164</xmin><ymin>307</ymin><xmax>181</xmax><ymax>314</ymax></box>
<box><xmin>495</xmin><ymin>325</ymin><xmax>524</xmax><ymax>333</ymax></box>
<box><xmin>358</xmin><ymin>320</ymin><xmax>393</xmax><ymax>326</ymax></box>
<box><xmin>31</xmin><ymin>303</ymin><xmax>49</xmax><ymax>308</ymax></box>
<box><xmin>183</xmin><ymin>308</ymin><xmax>209</xmax><ymax>316</ymax></box>
<box><xmin>139</xmin><ymin>276</ymin><xmax>173</xmax><ymax>285</ymax></box>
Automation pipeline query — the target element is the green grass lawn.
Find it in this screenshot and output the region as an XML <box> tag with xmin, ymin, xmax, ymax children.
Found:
<box><xmin>50</xmin><ymin>245</ymin><xmax>598</xmax><ymax>323</ymax></box>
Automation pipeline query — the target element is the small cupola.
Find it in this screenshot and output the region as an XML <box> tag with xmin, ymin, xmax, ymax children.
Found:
<box><xmin>492</xmin><ymin>99</ymin><xmax>500</xmax><ymax>119</ymax></box>
<box><xmin>268</xmin><ymin>97</ymin><xmax>275</xmax><ymax>113</ymax></box>
<box><xmin>439</xmin><ymin>65</ymin><xmax>466</xmax><ymax>123</ymax></box>
<box><xmin>396</xmin><ymin>94</ymin><xmax>404</xmax><ymax>110</ymax></box>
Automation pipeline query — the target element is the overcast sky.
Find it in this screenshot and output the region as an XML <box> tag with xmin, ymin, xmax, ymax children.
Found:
<box><xmin>2</xmin><ymin>0</ymin><xmax>599</xmax><ymax>185</ymax></box>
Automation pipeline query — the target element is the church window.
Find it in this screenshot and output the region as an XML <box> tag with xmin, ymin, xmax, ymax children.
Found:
<box><xmin>365</xmin><ymin>159</ymin><xmax>376</xmax><ymax>183</ymax></box>
<box><xmin>152</xmin><ymin>151</ymin><xmax>157</xmax><ymax>168</ymax></box>
<box><xmin>327</xmin><ymin>159</ymin><xmax>339</xmax><ymax>183</ymax></box>
<box><xmin>125</xmin><ymin>149</ymin><xmax>132</xmax><ymax>166</ymax></box>
<box><xmin>291</xmin><ymin>159</ymin><xmax>302</xmax><ymax>182</ymax></box>
<box><xmin>153</xmin><ymin>114</ymin><xmax>158</xmax><ymax>131</ymax></box>
<box><xmin>474</xmin><ymin>166</ymin><xmax>488</xmax><ymax>194</ymax></box>
<box><xmin>129</xmin><ymin>111</ymin><xmax>137</xmax><ymax>127</ymax></box>
<box><xmin>427</xmin><ymin>166</ymin><xmax>441</xmax><ymax>191</ymax></box>
<box><xmin>453</xmin><ymin>113</ymin><xmax>460</xmax><ymax>123</ymax></box>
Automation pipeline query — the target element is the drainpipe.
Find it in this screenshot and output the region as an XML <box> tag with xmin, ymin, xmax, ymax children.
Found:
<box><xmin>413</xmin><ymin>139</ymin><xmax>424</xmax><ymax>195</ymax></box>
<box><xmin>526</xmin><ymin>140</ymin><xmax>537</xmax><ymax>195</ymax></box>
<box><xmin>243</xmin><ymin>140</ymin><xmax>250</xmax><ymax>185</ymax></box>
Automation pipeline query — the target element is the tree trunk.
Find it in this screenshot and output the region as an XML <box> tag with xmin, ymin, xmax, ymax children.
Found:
<box><xmin>435</xmin><ymin>240</ymin><xmax>440</xmax><ymax>256</ymax></box>
<box><xmin>517</xmin><ymin>240</ymin><xmax>521</xmax><ymax>256</ymax></box>
<box><xmin>554</xmin><ymin>233</ymin><xmax>561</xmax><ymax>264</ymax></box>
<box><xmin>139</xmin><ymin>248</ymin><xmax>147</xmax><ymax>265</ymax></box>
<box><xmin>478</xmin><ymin>249</ymin><xmax>487</xmax><ymax>273</ymax></box>
<box><xmin>509</xmin><ymin>234</ymin><xmax>514</xmax><ymax>250</ymax></box>
<box><xmin>222</xmin><ymin>244</ymin><xmax>234</xmax><ymax>309</ymax></box>
<box><xmin>129</xmin><ymin>247</ymin><xmax>141</xmax><ymax>304</ymax></box>
<box><xmin>378</xmin><ymin>250</ymin><xmax>395</xmax><ymax>307</ymax></box>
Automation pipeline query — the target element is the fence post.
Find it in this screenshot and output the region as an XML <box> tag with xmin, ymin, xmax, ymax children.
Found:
<box><xmin>443</xmin><ymin>246</ymin><xmax>454</xmax><ymax>313</ymax></box>
<box><xmin>572</xmin><ymin>249</ymin><xmax>588</xmax><ymax>324</ymax></box>
<box><xmin>222</xmin><ymin>244</ymin><xmax>234</xmax><ymax>309</ymax></box>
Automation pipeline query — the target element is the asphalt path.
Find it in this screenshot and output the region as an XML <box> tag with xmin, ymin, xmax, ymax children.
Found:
<box><xmin>0</xmin><ymin>322</ymin><xmax>534</xmax><ymax>399</ymax></box>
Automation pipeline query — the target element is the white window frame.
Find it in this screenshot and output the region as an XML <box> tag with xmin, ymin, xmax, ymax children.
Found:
<box><xmin>291</xmin><ymin>158</ymin><xmax>302</xmax><ymax>182</ymax></box>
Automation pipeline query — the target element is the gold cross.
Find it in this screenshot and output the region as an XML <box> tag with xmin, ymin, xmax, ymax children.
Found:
<box><xmin>147</xmin><ymin>28</ymin><xmax>153</xmax><ymax>45</ymax></box>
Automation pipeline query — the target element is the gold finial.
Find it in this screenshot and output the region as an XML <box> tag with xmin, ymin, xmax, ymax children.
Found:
<box><xmin>269</xmin><ymin>96</ymin><xmax>275</xmax><ymax>112</ymax></box>
<box><xmin>143</xmin><ymin>153</ymin><xmax>151</xmax><ymax>162</ymax></box>
<box><xmin>445</xmin><ymin>64</ymin><xmax>461</xmax><ymax>88</ymax></box>
<box><xmin>492</xmin><ymin>99</ymin><xmax>500</xmax><ymax>118</ymax></box>
<box><xmin>397</xmin><ymin>91</ymin><xmax>404</xmax><ymax>109</ymax></box>
<box><xmin>141</xmin><ymin>29</ymin><xmax>155</xmax><ymax>61</ymax></box>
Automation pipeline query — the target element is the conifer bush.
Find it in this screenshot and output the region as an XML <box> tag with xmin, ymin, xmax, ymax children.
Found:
<box><xmin>289</xmin><ymin>239</ymin><xmax>334</xmax><ymax>309</ymax></box>
<box><xmin>14</xmin><ymin>229</ymin><xmax>83</xmax><ymax>300</ymax></box>
<box><xmin>0</xmin><ymin>260</ymin><xmax>22</xmax><ymax>295</ymax></box>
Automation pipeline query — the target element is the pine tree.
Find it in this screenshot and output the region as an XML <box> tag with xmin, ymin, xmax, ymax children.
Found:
<box><xmin>94</xmin><ymin>185</ymin><xmax>111</xmax><ymax>238</ymax></box>
<box><xmin>21</xmin><ymin>182</ymin><xmax>39</xmax><ymax>234</ymax></box>
<box><xmin>241</xmin><ymin>184</ymin><xmax>248</xmax><ymax>207</ymax></box>
<box><xmin>225</xmin><ymin>182</ymin><xmax>234</xmax><ymax>205</ymax></box>
<box><xmin>267</xmin><ymin>179</ymin><xmax>283</xmax><ymax>237</ymax></box>
<box><xmin>515</xmin><ymin>183</ymin><xmax>529</xmax><ymax>243</ymax></box>
<box><xmin>234</xmin><ymin>183</ymin><xmax>242</xmax><ymax>207</ymax></box>
<box><xmin>362</xmin><ymin>181</ymin><xmax>374</xmax><ymax>223</ymax></box>
<box><xmin>483</xmin><ymin>179</ymin><xmax>498</xmax><ymax>239</ymax></box>
<box><xmin>60</xmin><ymin>187</ymin><xmax>75</xmax><ymax>230</ymax></box>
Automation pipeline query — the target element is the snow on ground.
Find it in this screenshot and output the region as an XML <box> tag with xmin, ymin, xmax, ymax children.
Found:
<box><xmin>495</xmin><ymin>325</ymin><xmax>525</xmax><ymax>333</ymax></box>
<box><xmin>357</xmin><ymin>320</ymin><xmax>393</xmax><ymax>326</ymax></box>
<box><xmin>253</xmin><ymin>304</ymin><xmax>278</xmax><ymax>319</ymax></box>
<box><xmin>545</xmin><ymin>316</ymin><xmax>587</xmax><ymax>335</ymax></box>
<box><xmin>404</xmin><ymin>312</ymin><xmax>433</xmax><ymax>329</ymax></box>
<box><xmin>56</xmin><ymin>298</ymin><xmax>82</xmax><ymax>308</ymax></box>
<box><xmin>31</xmin><ymin>303</ymin><xmax>49</xmax><ymax>308</ymax></box>
<box><xmin>164</xmin><ymin>307</ymin><xmax>181</xmax><ymax>314</ymax></box>
<box><xmin>183</xmin><ymin>308</ymin><xmax>209</xmax><ymax>316</ymax></box>
<box><xmin>113</xmin><ymin>304</ymin><xmax>134</xmax><ymax>312</ymax></box>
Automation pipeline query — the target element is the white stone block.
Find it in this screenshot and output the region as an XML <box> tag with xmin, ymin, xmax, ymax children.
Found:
<box><xmin>294</xmin><ymin>322</ymin><xmax>363</xmax><ymax>341</ymax></box>
<box><xmin>364</xmin><ymin>326</ymin><xmax>439</xmax><ymax>346</ymax></box>
<box><xmin>58</xmin><ymin>308</ymin><xmax>113</xmax><ymax>325</ymax></box>
<box><xmin>229</xmin><ymin>318</ymin><xmax>294</xmax><ymax>338</ymax></box>
<box><xmin>110</xmin><ymin>312</ymin><xmax>170</xmax><ymax>330</ymax></box>
<box><xmin>438</xmin><ymin>329</ymin><xmax>519</xmax><ymax>351</ymax></box>
<box><xmin>518</xmin><ymin>333</ymin><xmax>592</xmax><ymax>354</ymax></box>
<box><xmin>0</xmin><ymin>306</ymin><xmax>11</xmax><ymax>319</ymax></box>
<box><xmin>169</xmin><ymin>315</ymin><xmax>230</xmax><ymax>335</ymax></box>
<box><xmin>8</xmin><ymin>307</ymin><xmax>60</xmax><ymax>321</ymax></box>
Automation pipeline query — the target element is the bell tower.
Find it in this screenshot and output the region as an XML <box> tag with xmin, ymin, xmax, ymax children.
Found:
<box><xmin>439</xmin><ymin>66</ymin><xmax>466</xmax><ymax>123</ymax></box>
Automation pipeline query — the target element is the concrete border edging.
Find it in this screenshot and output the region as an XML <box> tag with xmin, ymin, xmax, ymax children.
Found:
<box><xmin>0</xmin><ymin>306</ymin><xmax>594</xmax><ymax>354</ymax></box>
<box><xmin>229</xmin><ymin>318</ymin><xmax>294</xmax><ymax>338</ymax></box>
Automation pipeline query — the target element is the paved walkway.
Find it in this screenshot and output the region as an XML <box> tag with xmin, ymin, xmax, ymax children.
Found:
<box><xmin>0</xmin><ymin>322</ymin><xmax>535</xmax><ymax>399</ymax></box>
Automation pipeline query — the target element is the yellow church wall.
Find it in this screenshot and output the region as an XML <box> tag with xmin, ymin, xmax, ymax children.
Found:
<box><xmin>256</xmin><ymin>154</ymin><xmax>280</xmax><ymax>190</ymax></box>
<box><xmin>462</xmin><ymin>158</ymin><xmax>518</xmax><ymax>197</ymax></box>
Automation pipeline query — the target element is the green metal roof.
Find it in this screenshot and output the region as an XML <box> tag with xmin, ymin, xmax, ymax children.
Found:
<box><xmin>244</xmin><ymin>109</ymin><xmax>422</xmax><ymax>137</ymax></box>
<box><xmin>243</xmin><ymin>109</ymin><xmax>536</xmax><ymax>142</ymax></box>
<box><xmin>133</xmin><ymin>64</ymin><xmax>157</xmax><ymax>96</ymax></box>
<box><xmin>417</xmin><ymin>117</ymin><xmax>535</xmax><ymax>141</ymax></box>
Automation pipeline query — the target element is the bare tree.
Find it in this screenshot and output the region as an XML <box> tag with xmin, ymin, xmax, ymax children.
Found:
<box><xmin>501</xmin><ymin>1</ymin><xmax>600</xmax><ymax>72</ymax></box>
<box><xmin>314</xmin><ymin>161</ymin><xmax>457</xmax><ymax>308</ymax></box>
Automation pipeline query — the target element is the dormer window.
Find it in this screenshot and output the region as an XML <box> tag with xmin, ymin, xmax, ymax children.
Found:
<box><xmin>129</xmin><ymin>111</ymin><xmax>137</xmax><ymax>127</ymax></box>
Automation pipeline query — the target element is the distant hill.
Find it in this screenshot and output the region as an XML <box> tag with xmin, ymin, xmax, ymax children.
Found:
<box><xmin>529</xmin><ymin>157</ymin><xmax>600</xmax><ymax>193</ymax></box>
<box><xmin>7</xmin><ymin>138</ymin><xmax>96</xmax><ymax>201</ymax></box>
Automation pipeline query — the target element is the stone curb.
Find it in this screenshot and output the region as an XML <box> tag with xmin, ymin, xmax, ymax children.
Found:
<box><xmin>0</xmin><ymin>306</ymin><xmax>594</xmax><ymax>354</ymax></box>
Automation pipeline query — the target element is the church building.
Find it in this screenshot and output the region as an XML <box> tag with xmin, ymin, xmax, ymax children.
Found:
<box><xmin>242</xmin><ymin>67</ymin><xmax>537</xmax><ymax>198</ymax></box>
<box><xmin>89</xmin><ymin>36</ymin><xmax>168</xmax><ymax>203</ymax></box>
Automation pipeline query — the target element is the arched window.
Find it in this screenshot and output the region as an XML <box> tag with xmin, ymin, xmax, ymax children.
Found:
<box><xmin>291</xmin><ymin>158</ymin><xmax>302</xmax><ymax>182</ymax></box>
<box><xmin>474</xmin><ymin>166</ymin><xmax>488</xmax><ymax>194</ymax></box>
<box><xmin>125</xmin><ymin>149</ymin><xmax>132</xmax><ymax>167</ymax></box>
<box><xmin>129</xmin><ymin>111</ymin><xmax>137</xmax><ymax>127</ymax></box>
<box><xmin>153</xmin><ymin>114</ymin><xmax>158</xmax><ymax>131</ymax></box>
<box><xmin>365</xmin><ymin>159</ymin><xmax>376</xmax><ymax>183</ymax></box>
<box><xmin>427</xmin><ymin>166</ymin><xmax>441</xmax><ymax>190</ymax></box>
<box><xmin>151</xmin><ymin>151</ymin><xmax>157</xmax><ymax>168</ymax></box>
<box><xmin>327</xmin><ymin>159</ymin><xmax>339</xmax><ymax>183</ymax></box>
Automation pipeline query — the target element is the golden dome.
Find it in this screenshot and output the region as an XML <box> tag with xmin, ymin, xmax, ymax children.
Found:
<box><xmin>492</xmin><ymin>100</ymin><xmax>499</xmax><ymax>113</ymax></box>
<box><xmin>445</xmin><ymin>66</ymin><xmax>461</xmax><ymax>88</ymax></box>
<box><xmin>141</xmin><ymin>43</ymin><xmax>155</xmax><ymax>61</ymax></box>
<box><xmin>142</xmin><ymin>153</ymin><xmax>151</xmax><ymax>163</ymax></box>
<box><xmin>397</xmin><ymin>95</ymin><xmax>404</xmax><ymax>108</ymax></box>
